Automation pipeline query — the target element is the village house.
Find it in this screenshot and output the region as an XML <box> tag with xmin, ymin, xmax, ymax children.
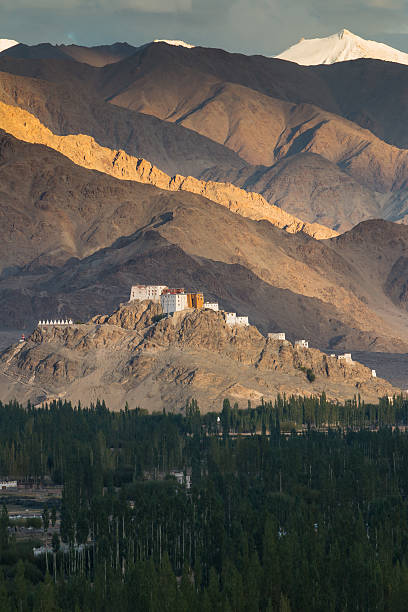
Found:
<box><xmin>0</xmin><ymin>480</ymin><xmax>17</xmax><ymax>490</ymax></box>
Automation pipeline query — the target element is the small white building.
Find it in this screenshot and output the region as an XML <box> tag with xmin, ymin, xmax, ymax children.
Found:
<box><xmin>203</xmin><ymin>302</ymin><xmax>219</xmax><ymax>311</ymax></box>
<box><xmin>224</xmin><ymin>312</ymin><xmax>237</xmax><ymax>326</ymax></box>
<box><xmin>161</xmin><ymin>292</ymin><xmax>188</xmax><ymax>314</ymax></box>
<box><xmin>169</xmin><ymin>471</ymin><xmax>191</xmax><ymax>489</ymax></box>
<box><xmin>268</xmin><ymin>332</ymin><xmax>286</xmax><ymax>341</ymax></box>
<box><xmin>129</xmin><ymin>284</ymin><xmax>168</xmax><ymax>303</ymax></box>
<box><xmin>236</xmin><ymin>316</ymin><xmax>249</xmax><ymax>327</ymax></box>
<box><xmin>338</xmin><ymin>353</ymin><xmax>353</xmax><ymax>364</ymax></box>
<box><xmin>0</xmin><ymin>481</ymin><xmax>17</xmax><ymax>489</ymax></box>
<box><xmin>372</xmin><ymin>369</ymin><xmax>377</xmax><ymax>378</ymax></box>
<box><xmin>295</xmin><ymin>339</ymin><xmax>309</xmax><ymax>349</ymax></box>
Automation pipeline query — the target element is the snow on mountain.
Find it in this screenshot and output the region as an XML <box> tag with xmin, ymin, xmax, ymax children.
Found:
<box><xmin>154</xmin><ymin>39</ymin><xmax>194</xmax><ymax>49</ymax></box>
<box><xmin>275</xmin><ymin>29</ymin><xmax>408</xmax><ymax>66</ymax></box>
<box><xmin>0</xmin><ymin>39</ymin><xmax>19</xmax><ymax>53</ymax></box>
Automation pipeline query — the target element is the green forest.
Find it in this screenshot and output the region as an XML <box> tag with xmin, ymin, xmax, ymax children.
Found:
<box><xmin>1</xmin><ymin>395</ymin><xmax>408</xmax><ymax>610</ymax></box>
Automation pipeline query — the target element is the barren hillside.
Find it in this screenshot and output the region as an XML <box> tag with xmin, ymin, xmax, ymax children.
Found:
<box><xmin>1</xmin><ymin>45</ymin><xmax>408</xmax><ymax>229</ymax></box>
<box><xmin>1</xmin><ymin>131</ymin><xmax>408</xmax><ymax>354</ymax></box>
<box><xmin>0</xmin><ymin>301</ymin><xmax>397</xmax><ymax>411</ymax></box>
<box><xmin>0</xmin><ymin>105</ymin><xmax>335</xmax><ymax>239</ymax></box>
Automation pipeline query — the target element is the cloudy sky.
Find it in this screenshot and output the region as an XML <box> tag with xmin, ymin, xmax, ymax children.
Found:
<box><xmin>2</xmin><ymin>0</ymin><xmax>408</xmax><ymax>54</ymax></box>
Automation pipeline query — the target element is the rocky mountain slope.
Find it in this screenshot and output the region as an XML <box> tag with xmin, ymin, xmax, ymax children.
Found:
<box><xmin>0</xmin><ymin>68</ymin><xmax>405</xmax><ymax>232</ymax></box>
<box><xmin>0</xmin><ymin>103</ymin><xmax>335</xmax><ymax>239</ymax></box>
<box><xmin>2</xmin><ymin>39</ymin><xmax>408</xmax><ymax>372</ymax></box>
<box><xmin>2</xmin><ymin>130</ymin><xmax>408</xmax><ymax>356</ymax></box>
<box><xmin>0</xmin><ymin>301</ymin><xmax>397</xmax><ymax>411</ymax></box>
<box><xmin>275</xmin><ymin>29</ymin><xmax>408</xmax><ymax>66</ymax></box>
<box><xmin>89</xmin><ymin>41</ymin><xmax>408</xmax><ymax>149</ymax></box>
<box><xmin>203</xmin><ymin>154</ymin><xmax>383</xmax><ymax>231</ymax></box>
<box><xmin>0</xmin><ymin>67</ymin><xmax>245</xmax><ymax>179</ymax></box>
<box><xmin>88</xmin><ymin>43</ymin><xmax>408</xmax><ymax>230</ymax></box>
<box><xmin>1</xmin><ymin>41</ymin><xmax>408</xmax><ymax>230</ymax></box>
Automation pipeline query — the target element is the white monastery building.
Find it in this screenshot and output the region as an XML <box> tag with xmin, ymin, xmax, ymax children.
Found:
<box><xmin>295</xmin><ymin>339</ymin><xmax>309</xmax><ymax>348</ymax></box>
<box><xmin>337</xmin><ymin>353</ymin><xmax>353</xmax><ymax>363</ymax></box>
<box><xmin>224</xmin><ymin>312</ymin><xmax>249</xmax><ymax>327</ymax></box>
<box><xmin>224</xmin><ymin>312</ymin><xmax>236</xmax><ymax>326</ymax></box>
<box><xmin>203</xmin><ymin>302</ymin><xmax>219</xmax><ymax>311</ymax></box>
<box><xmin>372</xmin><ymin>370</ymin><xmax>377</xmax><ymax>378</ymax></box>
<box><xmin>130</xmin><ymin>285</ymin><xmax>168</xmax><ymax>303</ymax></box>
<box><xmin>268</xmin><ymin>332</ymin><xmax>286</xmax><ymax>340</ymax></box>
<box><xmin>236</xmin><ymin>316</ymin><xmax>249</xmax><ymax>327</ymax></box>
<box><xmin>161</xmin><ymin>292</ymin><xmax>188</xmax><ymax>314</ymax></box>
<box><xmin>128</xmin><ymin>282</ymin><xmax>248</xmax><ymax>323</ymax></box>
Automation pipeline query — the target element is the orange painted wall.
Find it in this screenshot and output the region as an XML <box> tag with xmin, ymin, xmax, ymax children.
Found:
<box><xmin>187</xmin><ymin>293</ymin><xmax>204</xmax><ymax>309</ymax></box>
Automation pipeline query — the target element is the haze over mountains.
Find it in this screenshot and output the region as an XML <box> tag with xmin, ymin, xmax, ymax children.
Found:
<box><xmin>1</xmin><ymin>32</ymin><xmax>408</xmax><ymax>400</ymax></box>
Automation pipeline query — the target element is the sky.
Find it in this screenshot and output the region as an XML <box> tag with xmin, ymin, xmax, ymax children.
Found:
<box><xmin>2</xmin><ymin>0</ymin><xmax>408</xmax><ymax>55</ymax></box>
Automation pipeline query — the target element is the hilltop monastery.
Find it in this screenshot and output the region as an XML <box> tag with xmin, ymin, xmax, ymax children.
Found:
<box><xmin>129</xmin><ymin>284</ymin><xmax>249</xmax><ymax>326</ymax></box>
<box><xmin>128</xmin><ymin>284</ymin><xmax>376</xmax><ymax>378</ymax></box>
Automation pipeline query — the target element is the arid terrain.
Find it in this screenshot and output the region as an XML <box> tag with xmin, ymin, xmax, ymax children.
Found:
<box><xmin>0</xmin><ymin>301</ymin><xmax>397</xmax><ymax>411</ymax></box>
<box><xmin>0</xmin><ymin>39</ymin><xmax>408</xmax><ymax>405</ymax></box>
<box><xmin>2</xmin><ymin>42</ymin><xmax>408</xmax><ymax>231</ymax></box>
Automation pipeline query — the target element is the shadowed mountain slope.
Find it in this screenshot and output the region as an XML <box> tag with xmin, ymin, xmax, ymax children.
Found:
<box><xmin>0</xmin><ymin>41</ymin><xmax>407</xmax><ymax>150</ymax></box>
<box><xmin>203</xmin><ymin>153</ymin><xmax>382</xmax><ymax>232</ymax></box>
<box><xmin>0</xmin><ymin>70</ymin><xmax>245</xmax><ymax>178</ymax></box>
<box><xmin>0</xmin><ymin>42</ymin><xmax>138</xmax><ymax>66</ymax></box>
<box><xmin>2</xmin><ymin>44</ymin><xmax>408</xmax><ymax>229</ymax></box>
<box><xmin>0</xmin><ymin>103</ymin><xmax>336</xmax><ymax>239</ymax></box>
<box><xmin>1</xmin><ymin>131</ymin><xmax>408</xmax><ymax>354</ymax></box>
<box><xmin>0</xmin><ymin>67</ymin><xmax>399</xmax><ymax>232</ymax></box>
<box><xmin>53</xmin><ymin>42</ymin><xmax>138</xmax><ymax>66</ymax></box>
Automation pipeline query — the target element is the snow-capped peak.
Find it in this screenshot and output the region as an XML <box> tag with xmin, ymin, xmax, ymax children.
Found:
<box><xmin>0</xmin><ymin>39</ymin><xmax>19</xmax><ymax>54</ymax></box>
<box><xmin>154</xmin><ymin>39</ymin><xmax>194</xmax><ymax>49</ymax></box>
<box><xmin>275</xmin><ymin>30</ymin><xmax>408</xmax><ymax>66</ymax></box>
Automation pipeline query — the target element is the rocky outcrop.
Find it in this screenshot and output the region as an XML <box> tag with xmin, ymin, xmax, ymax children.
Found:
<box><xmin>91</xmin><ymin>300</ymin><xmax>163</xmax><ymax>330</ymax></box>
<box><xmin>0</xmin><ymin>302</ymin><xmax>398</xmax><ymax>412</ymax></box>
<box><xmin>202</xmin><ymin>153</ymin><xmax>384</xmax><ymax>233</ymax></box>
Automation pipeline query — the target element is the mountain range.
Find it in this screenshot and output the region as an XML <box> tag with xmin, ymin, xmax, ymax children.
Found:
<box><xmin>2</xmin><ymin>37</ymin><xmax>408</xmax><ymax>230</ymax></box>
<box><xmin>1</xmin><ymin>33</ymin><xmax>408</xmax><ymax>403</ymax></box>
